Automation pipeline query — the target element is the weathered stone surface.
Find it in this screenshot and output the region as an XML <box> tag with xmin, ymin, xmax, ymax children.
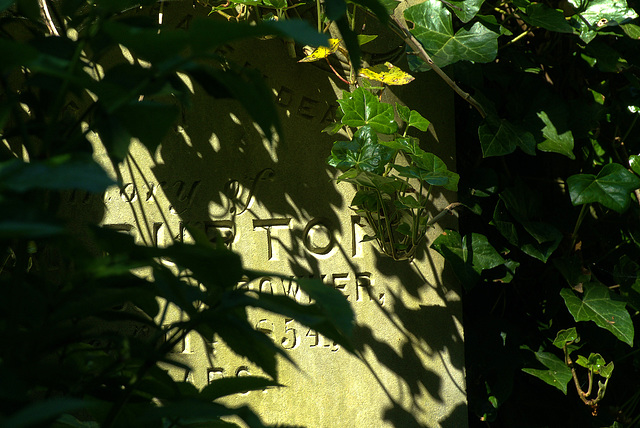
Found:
<box><xmin>87</xmin><ymin>3</ymin><xmax>466</xmax><ymax>426</ymax></box>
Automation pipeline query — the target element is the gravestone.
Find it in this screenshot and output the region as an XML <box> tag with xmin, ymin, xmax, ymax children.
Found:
<box><xmin>87</xmin><ymin>2</ymin><xmax>466</xmax><ymax>426</ymax></box>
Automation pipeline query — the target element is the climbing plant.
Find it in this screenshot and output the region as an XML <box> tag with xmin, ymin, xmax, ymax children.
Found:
<box><xmin>314</xmin><ymin>0</ymin><xmax>640</xmax><ymax>425</ymax></box>
<box><xmin>0</xmin><ymin>1</ymin><xmax>355</xmax><ymax>427</ymax></box>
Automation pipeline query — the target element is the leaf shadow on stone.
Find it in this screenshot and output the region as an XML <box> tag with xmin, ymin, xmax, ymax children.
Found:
<box><xmin>150</xmin><ymin>37</ymin><xmax>346</xmax><ymax>244</ymax></box>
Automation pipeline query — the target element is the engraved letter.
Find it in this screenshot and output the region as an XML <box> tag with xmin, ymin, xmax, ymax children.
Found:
<box><xmin>303</xmin><ymin>218</ymin><xmax>335</xmax><ymax>256</ymax></box>
<box><xmin>253</xmin><ymin>218</ymin><xmax>291</xmax><ymax>261</ymax></box>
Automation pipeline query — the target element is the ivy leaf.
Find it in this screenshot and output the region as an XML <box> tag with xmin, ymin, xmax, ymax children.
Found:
<box><xmin>569</xmin><ymin>0</ymin><xmax>638</xmax><ymax>43</ymax></box>
<box><xmin>621</xmin><ymin>23</ymin><xmax>640</xmax><ymax>39</ymax></box>
<box><xmin>0</xmin><ymin>155</ymin><xmax>115</xmax><ymax>193</ymax></box>
<box><xmin>537</xmin><ymin>111</ymin><xmax>575</xmax><ymax>159</ymax></box>
<box><xmin>522</xmin><ymin>350</ymin><xmax>573</xmax><ymax>395</ymax></box>
<box><xmin>327</xmin><ymin>125</ymin><xmax>394</xmax><ymax>174</ymax></box>
<box><xmin>569</xmin><ymin>0</ymin><xmax>638</xmax><ymax>27</ymax></box>
<box><xmin>407</xmin><ymin>110</ymin><xmax>430</xmax><ymax>132</ymax></box>
<box><xmin>431</xmin><ymin>230</ymin><xmax>505</xmax><ymax>289</ymax></box>
<box><xmin>629</xmin><ymin>154</ymin><xmax>640</xmax><ymax>175</ymax></box>
<box><xmin>298</xmin><ymin>38</ymin><xmax>341</xmax><ymax>62</ymax></box>
<box><xmin>560</xmin><ymin>283</ymin><xmax>634</xmax><ymax>346</ymax></box>
<box><xmin>445</xmin><ymin>0</ymin><xmax>485</xmax><ymax>23</ymax></box>
<box><xmin>523</xmin><ymin>4</ymin><xmax>574</xmax><ymax>33</ymax></box>
<box><xmin>338</xmin><ymin>88</ymin><xmax>398</xmax><ymax>134</ymax></box>
<box><xmin>359</xmin><ymin>62</ymin><xmax>415</xmax><ymax>85</ymax></box>
<box><xmin>339</xmin><ymin>170</ymin><xmax>408</xmax><ymax>194</ymax></box>
<box><xmin>478</xmin><ymin>116</ymin><xmax>536</xmax><ymax>157</ymax></box>
<box><xmin>567</xmin><ymin>163</ymin><xmax>640</xmax><ymax>213</ymax></box>
<box><xmin>553</xmin><ymin>327</ymin><xmax>579</xmax><ymax>349</ymax></box>
<box><xmin>404</xmin><ymin>0</ymin><xmax>499</xmax><ymax>68</ymax></box>
<box><xmin>357</xmin><ymin>34</ymin><xmax>378</xmax><ymax>45</ymax></box>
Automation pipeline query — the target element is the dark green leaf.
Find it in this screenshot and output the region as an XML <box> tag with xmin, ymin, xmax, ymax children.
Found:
<box><xmin>553</xmin><ymin>327</ymin><xmax>579</xmax><ymax>348</ymax></box>
<box><xmin>431</xmin><ymin>230</ymin><xmax>505</xmax><ymax>288</ymax></box>
<box><xmin>0</xmin><ymin>220</ymin><xmax>65</xmax><ymax>238</ymax></box>
<box><xmin>621</xmin><ymin>23</ymin><xmax>640</xmax><ymax>39</ymax></box>
<box><xmin>3</xmin><ymin>398</ymin><xmax>91</xmax><ymax>428</ymax></box>
<box><xmin>349</xmin><ymin>0</ymin><xmax>389</xmax><ymax>23</ymax></box>
<box><xmin>189</xmin><ymin>18</ymin><xmax>329</xmax><ymax>53</ymax></box>
<box><xmin>116</xmin><ymin>101</ymin><xmax>179</xmax><ymax>153</ymax></box>
<box><xmin>536</xmin><ymin>111</ymin><xmax>575</xmax><ymax>159</ymax></box>
<box><xmin>561</xmin><ymin>283</ymin><xmax>634</xmax><ymax>346</ymax></box>
<box><xmin>567</xmin><ymin>163</ymin><xmax>640</xmax><ymax>213</ymax></box>
<box><xmin>338</xmin><ymin>88</ymin><xmax>397</xmax><ymax>134</ymax></box>
<box><xmin>523</xmin><ymin>4</ymin><xmax>574</xmax><ymax>33</ymax></box>
<box><xmin>522</xmin><ymin>350</ymin><xmax>573</xmax><ymax>394</ymax></box>
<box><xmin>0</xmin><ymin>155</ymin><xmax>115</xmax><ymax>193</ymax></box>
<box><xmin>0</xmin><ymin>0</ymin><xmax>14</xmax><ymax>12</ymax></box>
<box><xmin>340</xmin><ymin>169</ymin><xmax>408</xmax><ymax>194</ymax></box>
<box><xmin>478</xmin><ymin>116</ymin><xmax>536</xmax><ymax>157</ymax></box>
<box><xmin>405</xmin><ymin>0</ymin><xmax>499</xmax><ymax>68</ymax></box>
<box><xmin>376</xmin><ymin>0</ymin><xmax>400</xmax><ymax>14</ymax></box>
<box><xmin>446</xmin><ymin>0</ymin><xmax>485</xmax><ymax>23</ymax></box>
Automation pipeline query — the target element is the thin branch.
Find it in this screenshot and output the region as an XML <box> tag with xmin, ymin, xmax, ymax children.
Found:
<box><xmin>390</xmin><ymin>15</ymin><xmax>486</xmax><ymax>119</ymax></box>
<box><xmin>38</xmin><ymin>0</ymin><xmax>59</xmax><ymax>36</ymax></box>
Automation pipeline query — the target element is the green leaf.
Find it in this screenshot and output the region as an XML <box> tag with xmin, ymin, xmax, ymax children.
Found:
<box><xmin>553</xmin><ymin>327</ymin><xmax>579</xmax><ymax>348</ymax></box>
<box><xmin>0</xmin><ymin>155</ymin><xmax>115</xmax><ymax>193</ymax></box>
<box><xmin>396</xmin><ymin>195</ymin><xmax>422</xmax><ymax>209</ymax></box>
<box><xmin>478</xmin><ymin>116</ymin><xmax>536</xmax><ymax>157</ymax></box>
<box><xmin>492</xmin><ymin>198</ymin><xmax>562</xmax><ymax>263</ymax></box>
<box><xmin>349</xmin><ymin>0</ymin><xmax>389</xmax><ymax>23</ymax></box>
<box><xmin>338</xmin><ymin>88</ymin><xmax>397</xmax><ymax>134</ymax></box>
<box><xmin>621</xmin><ymin>23</ymin><xmax>640</xmax><ymax>39</ymax></box>
<box><xmin>340</xmin><ymin>169</ymin><xmax>408</xmax><ymax>194</ymax></box>
<box><xmin>375</xmin><ymin>0</ymin><xmax>400</xmax><ymax>14</ymax></box>
<box><xmin>576</xmin><ymin>352</ymin><xmax>607</xmax><ymax>372</ymax></box>
<box><xmin>446</xmin><ymin>0</ymin><xmax>485</xmax><ymax>23</ymax></box>
<box><xmin>396</xmin><ymin>103</ymin><xmax>410</xmax><ymax>123</ymax></box>
<box><xmin>0</xmin><ymin>220</ymin><xmax>65</xmax><ymax>238</ymax></box>
<box><xmin>327</xmin><ymin>126</ymin><xmax>395</xmax><ymax>174</ymax></box>
<box><xmin>200</xmin><ymin>376</ymin><xmax>281</xmax><ymax>401</ymax></box>
<box><xmin>522</xmin><ymin>350</ymin><xmax>573</xmax><ymax>394</ymax></box>
<box><xmin>189</xmin><ymin>18</ymin><xmax>329</xmax><ymax>53</ymax></box>
<box><xmin>629</xmin><ymin>155</ymin><xmax>640</xmax><ymax>175</ymax></box>
<box><xmin>567</xmin><ymin>163</ymin><xmax>640</xmax><ymax>213</ymax></box>
<box><xmin>0</xmin><ymin>0</ymin><xmax>14</xmax><ymax>12</ymax></box>
<box><xmin>116</xmin><ymin>101</ymin><xmax>179</xmax><ymax>154</ymax></box>
<box><xmin>407</xmin><ymin>110</ymin><xmax>430</xmax><ymax>132</ymax></box>
<box><xmin>560</xmin><ymin>283</ymin><xmax>634</xmax><ymax>346</ymax></box>
<box><xmin>523</xmin><ymin>4</ymin><xmax>574</xmax><ymax>33</ymax></box>
<box><xmin>3</xmin><ymin>398</ymin><xmax>91</xmax><ymax>428</ymax></box>
<box><xmin>536</xmin><ymin>111</ymin><xmax>575</xmax><ymax>159</ymax></box>
<box><xmin>431</xmin><ymin>230</ymin><xmax>505</xmax><ymax>288</ymax></box>
<box><xmin>357</xmin><ymin>34</ymin><xmax>378</xmax><ymax>46</ymax></box>
<box><xmin>569</xmin><ymin>0</ymin><xmax>638</xmax><ymax>28</ymax></box>
<box><xmin>405</xmin><ymin>0</ymin><xmax>499</xmax><ymax>68</ymax></box>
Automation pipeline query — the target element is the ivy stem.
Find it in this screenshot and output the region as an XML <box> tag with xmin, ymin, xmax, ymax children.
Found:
<box><xmin>389</xmin><ymin>15</ymin><xmax>486</xmax><ymax>118</ymax></box>
<box><xmin>569</xmin><ymin>204</ymin><xmax>589</xmax><ymax>253</ymax></box>
<box><xmin>585</xmin><ymin>370</ymin><xmax>593</xmax><ymax>397</ymax></box>
<box><xmin>502</xmin><ymin>29</ymin><xmax>531</xmax><ymax>48</ymax></box>
<box><xmin>425</xmin><ymin>202</ymin><xmax>461</xmax><ymax>227</ymax></box>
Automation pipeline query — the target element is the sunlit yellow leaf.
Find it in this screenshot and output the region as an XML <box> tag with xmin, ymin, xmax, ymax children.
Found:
<box><xmin>359</xmin><ymin>62</ymin><xmax>415</xmax><ymax>85</ymax></box>
<box><xmin>298</xmin><ymin>39</ymin><xmax>341</xmax><ymax>63</ymax></box>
